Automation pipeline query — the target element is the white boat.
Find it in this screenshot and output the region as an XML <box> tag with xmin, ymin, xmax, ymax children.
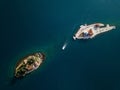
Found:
<box><xmin>73</xmin><ymin>23</ymin><xmax>116</xmax><ymax>40</ymax></box>
<box><xmin>62</xmin><ymin>42</ymin><xmax>67</xmax><ymax>50</ymax></box>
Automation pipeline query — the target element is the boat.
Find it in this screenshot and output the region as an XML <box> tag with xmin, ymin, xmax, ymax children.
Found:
<box><xmin>73</xmin><ymin>23</ymin><xmax>116</xmax><ymax>40</ymax></box>
<box><xmin>15</xmin><ymin>52</ymin><xmax>45</xmax><ymax>78</ymax></box>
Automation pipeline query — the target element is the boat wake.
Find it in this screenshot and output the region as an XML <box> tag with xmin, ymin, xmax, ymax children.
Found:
<box><xmin>61</xmin><ymin>24</ymin><xmax>78</xmax><ymax>50</ymax></box>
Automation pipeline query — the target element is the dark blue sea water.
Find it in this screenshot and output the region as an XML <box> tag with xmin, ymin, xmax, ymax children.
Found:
<box><xmin>1</xmin><ymin>0</ymin><xmax>120</xmax><ymax>90</ymax></box>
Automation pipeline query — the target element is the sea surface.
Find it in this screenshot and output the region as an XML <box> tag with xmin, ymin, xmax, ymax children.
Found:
<box><xmin>0</xmin><ymin>0</ymin><xmax>120</xmax><ymax>90</ymax></box>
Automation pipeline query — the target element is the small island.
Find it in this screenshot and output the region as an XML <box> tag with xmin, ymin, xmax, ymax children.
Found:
<box><xmin>73</xmin><ymin>23</ymin><xmax>116</xmax><ymax>40</ymax></box>
<box><xmin>15</xmin><ymin>52</ymin><xmax>45</xmax><ymax>78</ymax></box>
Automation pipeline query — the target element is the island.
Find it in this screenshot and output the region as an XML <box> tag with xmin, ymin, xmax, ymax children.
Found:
<box><xmin>15</xmin><ymin>52</ymin><xmax>45</xmax><ymax>78</ymax></box>
<box><xmin>73</xmin><ymin>23</ymin><xmax>116</xmax><ymax>40</ymax></box>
